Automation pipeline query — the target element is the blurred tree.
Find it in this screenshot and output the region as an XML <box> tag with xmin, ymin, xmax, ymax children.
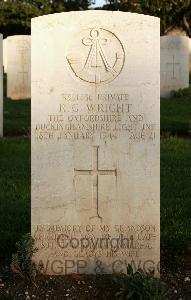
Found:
<box><xmin>0</xmin><ymin>0</ymin><xmax>92</xmax><ymax>37</ymax></box>
<box><xmin>140</xmin><ymin>0</ymin><xmax>191</xmax><ymax>37</ymax></box>
<box><xmin>102</xmin><ymin>0</ymin><xmax>191</xmax><ymax>37</ymax></box>
<box><xmin>0</xmin><ymin>0</ymin><xmax>51</xmax><ymax>36</ymax></box>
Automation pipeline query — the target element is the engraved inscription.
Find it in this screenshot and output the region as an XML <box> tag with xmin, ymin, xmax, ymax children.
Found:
<box><xmin>34</xmin><ymin>92</ymin><xmax>157</xmax><ymax>142</ymax></box>
<box><xmin>67</xmin><ymin>28</ymin><xmax>125</xmax><ymax>84</ymax></box>
<box><xmin>74</xmin><ymin>146</ymin><xmax>117</xmax><ymax>220</ymax></box>
<box><xmin>33</xmin><ymin>224</ymin><xmax>158</xmax><ymax>266</ymax></box>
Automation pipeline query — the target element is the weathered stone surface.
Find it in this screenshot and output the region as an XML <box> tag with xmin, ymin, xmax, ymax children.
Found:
<box><xmin>0</xmin><ymin>34</ymin><xmax>3</xmax><ymax>137</ymax></box>
<box><xmin>7</xmin><ymin>35</ymin><xmax>31</xmax><ymax>100</ymax></box>
<box><xmin>31</xmin><ymin>11</ymin><xmax>160</xmax><ymax>275</ymax></box>
<box><xmin>3</xmin><ymin>38</ymin><xmax>7</xmax><ymax>74</ymax></box>
<box><xmin>160</xmin><ymin>36</ymin><xmax>189</xmax><ymax>97</ymax></box>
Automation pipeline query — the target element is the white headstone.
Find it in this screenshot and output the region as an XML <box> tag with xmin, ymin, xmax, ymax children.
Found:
<box><xmin>7</xmin><ymin>35</ymin><xmax>31</xmax><ymax>100</ymax></box>
<box><xmin>0</xmin><ymin>34</ymin><xmax>3</xmax><ymax>137</ymax></box>
<box><xmin>3</xmin><ymin>38</ymin><xmax>7</xmax><ymax>74</ymax></box>
<box><xmin>160</xmin><ymin>36</ymin><xmax>189</xmax><ymax>97</ymax></box>
<box><xmin>32</xmin><ymin>11</ymin><xmax>160</xmax><ymax>275</ymax></box>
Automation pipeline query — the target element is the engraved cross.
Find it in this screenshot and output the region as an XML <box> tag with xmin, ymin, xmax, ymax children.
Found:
<box><xmin>74</xmin><ymin>146</ymin><xmax>117</xmax><ymax>220</ymax></box>
<box><xmin>18</xmin><ymin>71</ymin><xmax>28</xmax><ymax>93</ymax></box>
<box><xmin>167</xmin><ymin>55</ymin><xmax>180</xmax><ymax>79</ymax></box>
<box><xmin>18</xmin><ymin>71</ymin><xmax>28</xmax><ymax>84</ymax></box>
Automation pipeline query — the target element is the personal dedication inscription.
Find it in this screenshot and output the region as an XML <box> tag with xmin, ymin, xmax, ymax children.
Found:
<box><xmin>31</xmin><ymin>11</ymin><xmax>160</xmax><ymax>275</ymax></box>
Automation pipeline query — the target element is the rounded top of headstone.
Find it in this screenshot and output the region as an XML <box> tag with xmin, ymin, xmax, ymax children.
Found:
<box><xmin>32</xmin><ymin>10</ymin><xmax>160</xmax><ymax>25</ymax></box>
<box><xmin>161</xmin><ymin>35</ymin><xmax>189</xmax><ymax>50</ymax></box>
<box><xmin>6</xmin><ymin>35</ymin><xmax>31</xmax><ymax>41</ymax></box>
<box><xmin>161</xmin><ymin>35</ymin><xmax>189</xmax><ymax>41</ymax></box>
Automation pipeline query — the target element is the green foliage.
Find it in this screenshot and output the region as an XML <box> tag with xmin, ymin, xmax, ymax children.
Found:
<box><xmin>1</xmin><ymin>0</ymin><xmax>190</xmax><ymax>36</ymax></box>
<box><xmin>0</xmin><ymin>0</ymin><xmax>49</xmax><ymax>36</ymax></box>
<box><xmin>140</xmin><ymin>0</ymin><xmax>191</xmax><ymax>36</ymax></box>
<box><xmin>170</xmin><ymin>86</ymin><xmax>191</xmax><ymax>99</ymax></box>
<box><xmin>0</xmin><ymin>0</ymin><xmax>92</xmax><ymax>36</ymax></box>
<box><xmin>103</xmin><ymin>0</ymin><xmax>191</xmax><ymax>37</ymax></box>
<box><xmin>11</xmin><ymin>233</ymin><xmax>38</xmax><ymax>279</ymax></box>
<box><xmin>114</xmin><ymin>265</ymin><xmax>168</xmax><ymax>300</ymax></box>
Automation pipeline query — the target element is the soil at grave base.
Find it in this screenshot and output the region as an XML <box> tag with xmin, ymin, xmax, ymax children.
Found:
<box><xmin>0</xmin><ymin>253</ymin><xmax>191</xmax><ymax>300</ymax></box>
<box><xmin>0</xmin><ymin>273</ymin><xmax>119</xmax><ymax>300</ymax></box>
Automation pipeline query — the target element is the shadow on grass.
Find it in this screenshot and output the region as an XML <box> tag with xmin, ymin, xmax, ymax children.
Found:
<box><xmin>0</xmin><ymin>138</ymin><xmax>30</xmax><ymax>262</ymax></box>
<box><xmin>4</xmin><ymin>98</ymin><xmax>31</xmax><ymax>137</ymax></box>
<box><xmin>161</xmin><ymin>86</ymin><xmax>191</xmax><ymax>137</ymax></box>
<box><xmin>161</xmin><ymin>137</ymin><xmax>191</xmax><ymax>254</ymax></box>
<box><xmin>3</xmin><ymin>74</ymin><xmax>31</xmax><ymax>137</ymax></box>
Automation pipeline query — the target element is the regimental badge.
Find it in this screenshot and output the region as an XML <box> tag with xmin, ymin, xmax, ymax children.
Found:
<box><xmin>66</xmin><ymin>28</ymin><xmax>125</xmax><ymax>85</ymax></box>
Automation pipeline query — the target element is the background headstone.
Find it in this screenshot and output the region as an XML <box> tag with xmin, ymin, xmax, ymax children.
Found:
<box><xmin>3</xmin><ymin>38</ymin><xmax>7</xmax><ymax>74</ymax></box>
<box><xmin>160</xmin><ymin>36</ymin><xmax>189</xmax><ymax>97</ymax></box>
<box><xmin>0</xmin><ymin>34</ymin><xmax>3</xmax><ymax>137</ymax></box>
<box><xmin>32</xmin><ymin>11</ymin><xmax>160</xmax><ymax>275</ymax></box>
<box><xmin>7</xmin><ymin>35</ymin><xmax>31</xmax><ymax>100</ymax></box>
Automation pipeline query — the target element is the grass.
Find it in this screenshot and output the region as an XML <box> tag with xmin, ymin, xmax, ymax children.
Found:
<box><xmin>161</xmin><ymin>137</ymin><xmax>191</xmax><ymax>254</ymax></box>
<box><xmin>0</xmin><ymin>85</ymin><xmax>191</xmax><ymax>261</ymax></box>
<box><xmin>0</xmin><ymin>138</ymin><xmax>30</xmax><ymax>260</ymax></box>
<box><xmin>4</xmin><ymin>99</ymin><xmax>30</xmax><ymax>136</ymax></box>
<box><xmin>3</xmin><ymin>75</ymin><xmax>30</xmax><ymax>137</ymax></box>
<box><xmin>160</xmin><ymin>86</ymin><xmax>191</xmax><ymax>254</ymax></box>
<box><xmin>161</xmin><ymin>86</ymin><xmax>191</xmax><ymax>136</ymax></box>
<box><xmin>0</xmin><ymin>76</ymin><xmax>31</xmax><ymax>260</ymax></box>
